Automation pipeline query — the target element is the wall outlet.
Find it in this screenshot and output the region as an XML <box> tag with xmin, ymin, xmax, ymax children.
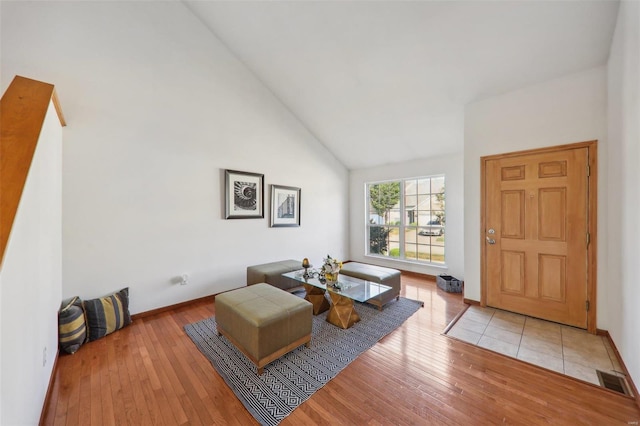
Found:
<box><xmin>43</xmin><ymin>347</ymin><xmax>47</xmax><ymax>367</ymax></box>
<box><xmin>180</xmin><ymin>274</ymin><xmax>189</xmax><ymax>285</ymax></box>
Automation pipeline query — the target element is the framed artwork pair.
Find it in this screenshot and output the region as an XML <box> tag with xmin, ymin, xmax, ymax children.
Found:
<box><xmin>224</xmin><ymin>169</ymin><xmax>300</xmax><ymax>227</ymax></box>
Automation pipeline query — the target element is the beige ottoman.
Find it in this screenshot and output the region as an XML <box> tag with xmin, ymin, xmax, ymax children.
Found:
<box><xmin>340</xmin><ymin>262</ymin><xmax>401</xmax><ymax>309</ymax></box>
<box><xmin>246</xmin><ymin>259</ymin><xmax>303</xmax><ymax>292</ymax></box>
<box><xmin>215</xmin><ymin>283</ymin><xmax>312</xmax><ymax>374</ymax></box>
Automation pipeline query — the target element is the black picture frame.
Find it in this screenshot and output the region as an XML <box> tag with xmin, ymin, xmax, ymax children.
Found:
<box><xmin>224</xmin><ymin>169</ymin><xmax>264</xmax><ymax>219</ymax></box>
<box><xmin>270</xmin><ymin>185</ymin><xmax>301</xmax><ymax>227</ymax></box>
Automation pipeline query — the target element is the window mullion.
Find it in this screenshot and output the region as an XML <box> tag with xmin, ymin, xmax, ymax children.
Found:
<box><xmin>398</xmin><ymin>182</ymin><xmax>405</xmax><ymax>259</ymax></box>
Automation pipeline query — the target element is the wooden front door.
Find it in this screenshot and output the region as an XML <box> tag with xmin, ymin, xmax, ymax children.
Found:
<box><xmin>482</xmin><ymin>142</ymin><xmax>597</xmax><ymax>330</ymax></box>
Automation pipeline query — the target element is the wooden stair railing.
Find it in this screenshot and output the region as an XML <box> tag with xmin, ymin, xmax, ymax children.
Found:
<box><xmin>0</xmin><ymin>75</ymin><xmax>66</xmax><ymax>268</ymax></box>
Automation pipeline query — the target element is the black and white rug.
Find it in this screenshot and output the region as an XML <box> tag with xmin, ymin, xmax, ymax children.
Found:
<box><xmin>184</xmin><ymin>297</ymin><xmax>423</xmax><ymax>426</ymax></box>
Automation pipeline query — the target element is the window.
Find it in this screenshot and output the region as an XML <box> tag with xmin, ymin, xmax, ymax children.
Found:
<box><xmin>367</xmin><ymin>176</ymin><xmax>445</xmax><ymax>265</ymax></box>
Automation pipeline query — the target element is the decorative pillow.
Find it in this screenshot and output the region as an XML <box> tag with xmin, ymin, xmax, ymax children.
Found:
<box><xmin>83</xmin><ymin>288</ymin><xmax>132</xmax><ymax>342</ymax></box>
<box><xmin>58</xmin><ymin>296</ymin><xmax>87</xmax><ymax>354</ymax></box>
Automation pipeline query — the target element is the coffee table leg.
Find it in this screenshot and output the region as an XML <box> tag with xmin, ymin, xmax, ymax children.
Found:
<box><xmin>326</xmin><ymin>292</ymin><xmax>361</xmax><ymax>329</ymax></box>
<box><xmin>303</xmin><ymin>283</ymin><xmax>330</xmax><ymax>315</ymax></box>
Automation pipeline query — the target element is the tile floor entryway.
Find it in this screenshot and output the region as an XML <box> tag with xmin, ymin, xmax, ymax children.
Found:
<box><xmin>446</xmin><ymin>305</ymin><xmax>629</xmax><ymax>391</ymax></box>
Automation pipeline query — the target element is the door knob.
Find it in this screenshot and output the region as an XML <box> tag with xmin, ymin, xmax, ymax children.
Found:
<box><xmin>486</xmin><ymin>236</ymin><xmax>496</xmax><ymax>244</ymax></box>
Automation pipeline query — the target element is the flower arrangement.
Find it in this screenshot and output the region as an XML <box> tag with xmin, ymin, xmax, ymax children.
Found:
<box><xmin>321</xmin><ymin>254</ymin><xmax>342</xmax><ymax>282</ymax></box>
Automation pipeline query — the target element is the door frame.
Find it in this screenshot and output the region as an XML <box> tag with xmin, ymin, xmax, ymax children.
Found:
<box><xmin>480</xmin><ymin>140</ymin><xmax>598</xmax><ymax>333</ymax></box>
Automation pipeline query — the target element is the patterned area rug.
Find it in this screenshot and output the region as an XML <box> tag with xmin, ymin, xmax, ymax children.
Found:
<box><xmin>184</xmin><ymin>297</ymin><xmax>423</xmax><ymax>426</ymax></box>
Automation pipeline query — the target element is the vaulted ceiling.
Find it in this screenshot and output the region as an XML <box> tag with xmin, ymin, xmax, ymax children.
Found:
<box><xmin>185</xmin><ymin>1</ymin><xmax>619</xmax><ymax>170</ymax></box>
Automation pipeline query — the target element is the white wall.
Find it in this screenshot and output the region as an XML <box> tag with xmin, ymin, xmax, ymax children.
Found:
<box><xmin>606</xmin><ymin>0</ymin><xmax>640</xmax><ymax>394</ymax></box>
<box><xmin>0</xmin><ymin>2</ymin><xmax>349</xmax><ymax>314</ymax></box>
<box><xmin>463</xmin><ymin>67</ymin><xmax>608</xmax><ymax>321</ymax></box>
<box><xmin>349</xmin><ymin>153</ymin><xmax>464</xmax><ymax>279</ymax></box>
<box><xmin>0</xmin><ymin>101</ymin><xmax>62</xmax><ymax>425</ymax></box>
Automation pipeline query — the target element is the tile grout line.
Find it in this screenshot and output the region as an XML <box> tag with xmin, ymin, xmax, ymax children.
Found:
<box><xmin>516</xmin><ymin>317</ymin><xmax>527</xmax><ymax>358</ymax></box>
<box><xmin>602</xmin><ymin>336</ymin><xmax>622</xmax><ymax>376</ymax></box>
<box><xmin>481</xmin><ymin>310</ymin><xmax>495</xmax><ymax>341</ymax></box>
<box><xmin>560</xmin><ymin>326</ymin><xmax>566</xmax><ymax>375</ymax></box>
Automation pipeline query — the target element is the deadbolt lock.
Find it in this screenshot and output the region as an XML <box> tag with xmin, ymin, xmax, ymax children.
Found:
<box><xmin>486</xmin><ymin>228</ymin><xmax>496</xmax><ymax>244</ymax></box>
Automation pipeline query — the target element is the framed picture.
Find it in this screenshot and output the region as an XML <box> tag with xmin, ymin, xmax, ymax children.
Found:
<box><xmin>270</xmin><ymin>185</ymin><xmax>301</xmax><ymax>227</ymax></box>
<box><xmin>224</xmin><ymin>169</ymin><xmax>264</xmax><ymax>219</ymax></box>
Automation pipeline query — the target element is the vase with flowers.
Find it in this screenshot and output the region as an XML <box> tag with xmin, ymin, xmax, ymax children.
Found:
<box><xmin>321</xmin><ymin>254</ymin><xmax>342</xmax><ymax>283</ymax></box>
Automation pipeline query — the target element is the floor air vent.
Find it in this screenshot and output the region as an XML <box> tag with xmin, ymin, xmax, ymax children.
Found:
<box><xmin>596</xmin><ymin>370</ymin><xmax>632</xmax><ymax>396</ymax></box>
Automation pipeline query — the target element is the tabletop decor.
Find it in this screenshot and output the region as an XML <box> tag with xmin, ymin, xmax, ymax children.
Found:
<box><xmin>321</xmin><ymin>254</ymin><xmax>342</xmax><ymax>282</ymax></box>
<box><xmin>302</xmin><ymin>258</ymin><xmax>312</xmax><ymax>279</ymax></box>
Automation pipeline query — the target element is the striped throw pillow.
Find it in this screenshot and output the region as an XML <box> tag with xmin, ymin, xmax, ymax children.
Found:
<box><xmin>84</xmin><ymin>288</ymin><xmax>132</xmax><ymax>342</ymax></box>
<box><xmin>58</xmin><ymin>296</ymin><xmax>87</xmax><ymax>354</ymax></box>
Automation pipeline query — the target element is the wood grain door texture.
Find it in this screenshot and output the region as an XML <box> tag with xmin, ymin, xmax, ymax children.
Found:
<box><xmin>481</xmin><ymin>142</ymin><xmax>597</xmax><ymax>330</ymax></box>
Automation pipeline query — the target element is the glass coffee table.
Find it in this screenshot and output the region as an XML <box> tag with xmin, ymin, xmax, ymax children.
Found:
<box><xmin>282</xmin><ymin>270</ymin><xmax>392</xmax><ymax>329</ymax></box>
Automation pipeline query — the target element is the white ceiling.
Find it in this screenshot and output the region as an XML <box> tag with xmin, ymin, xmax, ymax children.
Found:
<box><xmin>185</xmin><ymin>1</ymin><xmax>619</xmax><ymax>170</ymax></box>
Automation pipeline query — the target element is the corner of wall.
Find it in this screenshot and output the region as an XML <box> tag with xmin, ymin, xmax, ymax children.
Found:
<box><xmin>605</xmin><ymin>0</ymin><xmax>640</xmax><ymax>399</ymax></box>
<box><xmin>463</xmin><ymin>67</ymin><xmax>608</xmax><ymax>306</ymax></box>
<box><xmin>0</xmin><ymin>100</ymin><xmax>62</xmax><ymax>425</ymax></box>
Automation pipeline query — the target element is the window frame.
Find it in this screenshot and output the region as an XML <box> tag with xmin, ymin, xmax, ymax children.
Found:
<box><xmin>365</xmin><ymin>175</ymin><xmax>446</xmax><ymax>266</ymax></box>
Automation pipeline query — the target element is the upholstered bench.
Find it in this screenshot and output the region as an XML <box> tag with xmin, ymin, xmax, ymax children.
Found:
<box><xmin>215</xmin><ymin>283</ymin><xmax>312</xmax><ymax>375</ymax></box>
<box><xmin>340</xmin><ymin>262</ymin><xmax>401</xmax><ymax>309</ymax></box>
<box><xmin>246</xmin><ymin>259</ymin><xmax>302</xmax><ymax>292</ymax></box>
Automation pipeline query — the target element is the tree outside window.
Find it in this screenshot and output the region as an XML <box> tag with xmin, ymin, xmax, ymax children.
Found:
<box><xmin>368</xmin><ymin>182</ymin><xmax>400</xmax><ymax>255</ymax></box>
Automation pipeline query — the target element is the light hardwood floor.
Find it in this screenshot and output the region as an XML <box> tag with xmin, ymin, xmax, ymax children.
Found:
<box><xmin>42</xmin><ymin>274</ymin><xmax>640</xmax><ymax>425</ymax></box>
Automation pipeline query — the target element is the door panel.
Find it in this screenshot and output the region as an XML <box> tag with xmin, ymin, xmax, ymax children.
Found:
<box><xmin>538</xmin><ymin>254</ymin><xmax>566</xmax><ymax>301</ymax></box>
<box><xmin>484</xmin><ymin>146</ymin><xmax>589</xmax><ymax>328</ymax></box>
<box><xmin>501</xmin><ymin>251</ymin><xmax>525</xmax><ymax>294</ymax></box>
<box><xmin>501</xmin><ymin>191</ymin><xmax>525</xmax><ymax>238</ymax></box>
<box><xmin>538</xmin><ymin>188</ymin><xmax>566</xmax><ymax>241</ymax></box>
